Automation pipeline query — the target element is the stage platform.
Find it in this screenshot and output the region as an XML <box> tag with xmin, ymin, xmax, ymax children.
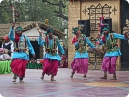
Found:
<box><xmin>0</xmin><ymin>68</ymin><xmax>129</xmax><ymax>97</ymax></box>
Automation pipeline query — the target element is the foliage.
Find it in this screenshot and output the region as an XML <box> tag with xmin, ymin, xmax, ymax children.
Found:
<box><xmin>0</xmin><ymin>0</ymin><xmax>68</xmax><ymax>31</ymax></box>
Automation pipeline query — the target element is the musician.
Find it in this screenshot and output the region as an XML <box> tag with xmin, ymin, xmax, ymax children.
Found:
<box><xmin>70</xmin><ymin>26</ymin><xmax>97</xmax><ymax>79</ymax></box>
<box><xmin>97</xmin><ymin>27</ymin><xmax>128</xmax><ymax>80</ymax></box>
<box><xmin>37</xmin><ymin>24</ymin><xmax>65</xmax><ymax>81</ymax></box>
<box><xmin>8</xmin><ymin>23</ymin><xmax>35</xmax><ymax>83</ymax></box>
<box><xmin>0</xmin><ymin>35</ymin><xmax>14</xmax><ymax>60</ymax></box>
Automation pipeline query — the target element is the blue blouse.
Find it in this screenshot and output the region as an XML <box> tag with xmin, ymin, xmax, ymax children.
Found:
<box><xmin>99</xmin><ymin>33</ymin><xmax>127</xmax><ymax>57</ymax></box>
<box><xmin>8</xmin><ymin>28</ymin><xmax>35</xmax><ymax>60</ymax></box>
<box><xmin>73</xmin><ymin>36</ymin><xmax>95</xmax><ymax>59</ymax></box>
<box><xmin>38</xmin><ymin>35</ymin><xmax>65</xmax><ymax>61</ymax></box>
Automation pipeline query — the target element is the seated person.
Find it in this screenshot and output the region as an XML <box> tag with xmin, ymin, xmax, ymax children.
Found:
<box><xmin>36</xmin><ymin>59</ymin><xmax>42</xmax><ymax>69</ymax></box>
<box><xmin>26</xmin><ymin>58</ymin><xmax>42</xmax><ymax>69</ymax></box>
<box><xmin>0</xmin><ymin>35</ymin><xmax>14</xmax><ymax>60</ymax></box>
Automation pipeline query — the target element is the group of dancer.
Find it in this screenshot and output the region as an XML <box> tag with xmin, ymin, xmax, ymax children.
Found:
<box><xmin>70</xmin><ymin>26</ymin><xmax>128</xmax><ymax>80</ymax></box>
<box><xmin>7</xmin><ymin>22</ymin><xmax>65</xmax><ymax>83</ymax></box>
<box><xmin>2</xmin><ymin>22</ymin><xmax>128</xmax><ymax>83</ymax></box>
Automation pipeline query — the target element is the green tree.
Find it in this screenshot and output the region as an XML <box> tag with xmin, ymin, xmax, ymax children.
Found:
<box><xmin>0</xmin><ymin>0</ymin><xmax>68</xmax><ymax>31</ymax></box>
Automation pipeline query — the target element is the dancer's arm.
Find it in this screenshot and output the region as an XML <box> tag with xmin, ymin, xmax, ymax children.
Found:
<box><xmin>57</xmin><ymin>39</ymin><xmax>65</xmax><ymax>55</ymax></box>
<box><xmin>38</xmin><ymin>35</ymin><xmax>45</xmax><ymax>46</ymax></box>
<box><xmin>26</xmin><ymin>36</ymin><xmax>35</xmax><ymax>55</ymax></box>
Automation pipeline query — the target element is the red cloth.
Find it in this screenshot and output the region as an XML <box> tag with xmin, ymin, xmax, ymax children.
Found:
<box><xmin>40</xmin><ymin>59</ymin><xmax>44</xmax><ymax>65</ymax></box>
<box><xmin>42</xmin><ymin>59</ymin><xmax>58</xmax><ymax>76</ymax></box>
<box><xmin>101</xmin><ymin>36</ymin><xmax>106</xmax><ymax>42</ymax></box>
<box><xmin>15</xmin><ymin>34</ymin><xmax>20</xmax><ymax>42</ymax></box>
<box><xmin>4</xmin><ymin>36</ymin><xmax>10</xmax><ymax>40</ymax></box>
<box><xmin>10</xmin><ymin>59</ymin><xmax>28</xmax><ymax>77</ymax></box>
<box><xmin>40</xmin><ymin>59</ymin><xmax>44</xmax><ymax>63</ymax></box>
<box><xmin>72</xmin><ymin>36</ymin><xmax>78</xmax><ymax>44</ymax></box>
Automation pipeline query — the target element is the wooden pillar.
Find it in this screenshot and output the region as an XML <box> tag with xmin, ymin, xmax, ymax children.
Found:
<box><xmin>68</xmin><ymin>1</ymin><xmax>81</xmax><ymax>68</ymax></box>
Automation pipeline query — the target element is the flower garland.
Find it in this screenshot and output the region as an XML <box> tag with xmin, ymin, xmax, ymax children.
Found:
<box><xmin>106</xmin><ymin>34</ymin><xmax>119</xmax><ymax>53</ymax></box>
<box><xmin>76</xmin><ymin>34</ymin><xmax>86</xmax><ymax>53</ymax></box>
<box><xmin>45</xmin><ymin>36</ymin><xmax>57</xmax><ymax>56</ymax></box>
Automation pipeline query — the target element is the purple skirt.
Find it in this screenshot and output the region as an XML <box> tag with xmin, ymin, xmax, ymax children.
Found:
<box><xmin>71</xmin><ymin>58</ymin><xmax>89</xmax><ymax>74</ymax></box>
<box><xmin>101</xmin><ymin>56</ymin><xmax>118</xmax><ymax>74</ymax></box>
<box><xmin>42</xmin><ymin>59</ymin><xmax>58</xmax><ymax>76</ymax></box>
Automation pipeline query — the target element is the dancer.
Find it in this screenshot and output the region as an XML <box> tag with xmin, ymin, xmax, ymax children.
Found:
<box><xmin>8</xmin><ymin>23</ymin><xmax>35</xmax><ymax>83</ymax></box>
<box><xmin>97</xmin><ymin>27</ymin><xmax>128</xmax><ymax>80</ymax></box>
<box><xmin>70</xmin><ymin>26</ymin><xmax>97</xmax><ymax>79</ymax></box>
<box><xmin>36</xmin><ymin>24</ymin><xmax>65</xmax><ymax>81</ymax></box>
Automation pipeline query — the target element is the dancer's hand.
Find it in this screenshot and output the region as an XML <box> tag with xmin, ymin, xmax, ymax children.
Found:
<box><xmin>123</xmin><ymin>31</ymin><xmax>128</xmax><ymax>38</ymax></box>
<box><xmin>61</xmin><ymin>54</ymin><xmax>65</xmax><ymax>57</ymax></box>
<box><xmin>32</xmin><ymin>54</ymin><xmax>36</xmax><ymax>58</ymax></box>
<box><xmin>12</xmin><ymin>22</ymin><xmax>16</xmax><ymax>29</ymax></box>
<box><xmin>123</xmin><ymin>31</ymin><xmax>127</xmax><ymax>35</ymax></box>
<box><xmin>93</xmin><ymin>48</ymin><xmax>99</xmax><ymax>52</ymax></box>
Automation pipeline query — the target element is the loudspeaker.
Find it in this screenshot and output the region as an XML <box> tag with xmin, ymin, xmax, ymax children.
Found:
<box><xmin>78</xmin><ymin>20</ymin><xmax>90</xmax><ymax>37</ymax></box>
<box><xmin>100</xmin><ymin>18</ymin><xmax>112</xmax><ymax>34</ymax></box>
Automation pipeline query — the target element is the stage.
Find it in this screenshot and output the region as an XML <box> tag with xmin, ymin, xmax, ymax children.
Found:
<box><xmin>0</xmin><ymin>68</ymin><xmax>129</xmax><ymax>97</ymax></box>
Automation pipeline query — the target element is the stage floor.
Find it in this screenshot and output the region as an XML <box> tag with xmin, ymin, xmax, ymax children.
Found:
<box><xmin>0</xmin><ymin>68</ymin><xmax>129</xmax><ymax>97</ymax></box>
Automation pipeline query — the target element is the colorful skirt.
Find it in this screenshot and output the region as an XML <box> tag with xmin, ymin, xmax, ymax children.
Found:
<box><xmin>71</xmin><ymin>58</ymin><xmax>89</xmax><ymax>74</ymax></box>
<box><xmin>0</xmin><ymin>60</ymin><xmax>11</xmax><ymax>74</ymax></box>
<box><xmin>43</xmin><ymin>59</ymin><xmax>58</xmax><ymax>76</ymax></box>
<box><xmin>10</xmin><ymin>59</ymin><xmax>28</xmax><ymax>77</ymax></box>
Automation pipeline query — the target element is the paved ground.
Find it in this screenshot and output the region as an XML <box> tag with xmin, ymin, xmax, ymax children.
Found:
<box><xmin>0</xmin><ymin>68</ymin><xmax>129</xmax><ymax>97</ymax></box>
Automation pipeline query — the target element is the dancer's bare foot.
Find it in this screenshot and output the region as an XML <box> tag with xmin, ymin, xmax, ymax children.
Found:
<box><xmin>13</xmin><ymin>75</ymin><xmax>17</xmax><ymax>82</ymax></box>
<box><xmin>83</xmin><ymin>74</ymin><xmax>87</xmax><ymax>78</ymax></box>
<box><xmin>110</xmin><ymin>78</ymin><xmax>117</xmax><ymax>80</ymax></box>
<box><xmin>100</xmin><ymin>76</ymin><xmax>107</xmax><ymax>80</ymax></box>
<box><xmin>41</xmin><ymin>75</ymin><xmax>44</xmax><ymax>80</ymax></box>
<box><xmin>70</xmin><ymin>75</ymin><xmax>73</xmax><ymax>78</ymax></box>
<box><xmin>70</xmin><ymin>72</ymin><xmax>75</xmax><ymax>78</ymax></box>
<box><xmin>41</xmin><ymin>76</ymin><xmax>44</xmax><ymax>80</ymax></box>
<box><xmin>100</xmin><ymin>73</ymin><xmax>107</xmax><ymax>80</ymax></box>
<box><xmin>110</xmin><ymin>74</ymin><xmax>117</xmax><ymax>80</ymax></box>
<box><xmin>51</xmin><ymin>75</ymin><xmax>56</xmax><ymax>81</ymax></box>
<box><xmin>12</xmin><ymin>79</ymin><xmax>16</xmax><ymax>82</ymax></box>
<box><xmin>19</xmin><ymin>80</ymin><xmax>24</xmax><ymax>83</ymax></box>
<box><xmin>51</xmin><ymin>79</ymin><xmax>56</xmax><ymax>81</ymax></box>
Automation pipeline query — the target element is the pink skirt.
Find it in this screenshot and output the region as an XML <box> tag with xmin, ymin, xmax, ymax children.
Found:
<box><xmin>10</xmin><ymin>59</ymin><xmax>28</xmax><ymax>77</ymax></box>
<box><xmin>71</xmin><ymin>58</ymin><xmax>89</xmax><ymax>74</ymax></box>
<box><xmin>101</xmin><ymin>57</ymin><xmax>118</xmax><ymax>74</ymax></box>
<box><xmin>43</xmin><ymin>59</ymin><xmax>58</xmax><ymax>76</ymax></box>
